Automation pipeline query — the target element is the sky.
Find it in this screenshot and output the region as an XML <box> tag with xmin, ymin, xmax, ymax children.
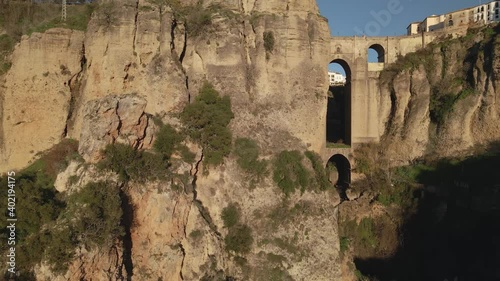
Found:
<box><xmin>318</xmin><ymin>0</ymin><xmax>482</xmax><ymax>73</ymax></box>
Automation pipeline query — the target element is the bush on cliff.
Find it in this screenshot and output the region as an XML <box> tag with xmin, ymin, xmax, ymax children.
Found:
<box><xmin>68</xmin><ymin>181</ymin><xmax>124</xmax><ymax>248</ymax></box>
<box><xmin>273</xmin><ymin>151</ymin><xmax>310</xmax><ymax>195</ymax></box>
<box><xmin>0</xmin><ymin>34</ymin><xmax>14</xmax><ymax>75</ymax></box>
<box><xmin>221</xmin><ymin>203</ymin><xmax>240</xmax><ymax>228</ymax></box>
<box><xmin>225</xmin><ymin>224</ymin><xmax>254</xmax><ymax>254</ymax></box>
<box><xmin>153</xmin><ymin>122</ymin><xmax>195</xmax><ymax>162</ymax></box>
<box><xmin>0</xmin><ymin>145</ymin><xmax>129</xmax><ymax>274</ymax></box>
<box><xmin>221</xmin><ymin>203</ymin><xmax>254</xmax><ymax>254</ymax></box>
<box><xmin>181</xmin><ymin>82</ymin><xmax>234</xmax><ymax>167</ymax></box>
<box><xmin>99</xmin><ymin>143</ymin><xmax>169</xmax><ymax>182</ymax></box>
<box><xmin>304</xmin><ymin>151</ymin><xmax>331</xmax><ymax>191</ymax></box>
<box><xmin>234</xmin><ymin>138</ymin><xmax>268</xmax><ymax>185</ymax></box>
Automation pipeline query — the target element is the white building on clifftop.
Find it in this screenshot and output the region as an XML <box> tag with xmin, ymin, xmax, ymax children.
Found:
<box><xmin>328</xmin><ymin>72</ymin><xmax>346</xmax><ymax>86</ymax></box>
<box><xmin>407</xmin><ymin>1</ymin><xmax>500</xmax><ymax>35</ymax></box>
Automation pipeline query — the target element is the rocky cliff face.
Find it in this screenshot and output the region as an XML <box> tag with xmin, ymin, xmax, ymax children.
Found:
<box><xmin>1</xmin><ymin>0</ymin><xmax>330</xmax><ymax>171</ymax></box>
<box><xmin>0</xmin><ymin>1</ymin><xmax>340</xmax><ymax>280</ymax></box>
<box><xmin>0</xmin><ymin>28</ymin><xmax>84</xmax><ymax>172</ymax></box>
<box><xmin>378</xmin><ymin>27</ymin><xmax>500</xmax><ymax>163</ymax></box>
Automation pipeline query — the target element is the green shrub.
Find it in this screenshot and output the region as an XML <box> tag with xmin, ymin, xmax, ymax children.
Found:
<box><xmin>357</xmin><ymin>218</ymin><xmax>378</xmax><ymax>249</ymax></box>
<box><xmin>0</xmin><ymin>140</ymin><xmax>86</xmax><ymax>274</ymax></box>
<box><xmin>234</xmin><ymin>138</ymin><xmax>268</xmax><ymax>183</ymax></box>
<box><xmin>265</xmin><ymin>201</ymin><xmax>313</xmax><ymax>233</ymax></box>
<box><xmin>153</xmin><ymin>123</ymin><xmax>184</xmax><ymax>158</ymax></box>
<box><xmin>484</xmin><ymin>27</ymin><xmax>495</xmax><ymax>37</ymax></box>
<box><xmin>189</xmin><ymin>229</ymin><xmax>203</xmax><ymax>240</ymax></box>
<box><xmin>99</xmin><ymin>143</ymin><xmax>169</xmax><ymax>182</ymax></box>
<box><xmin>273</xmin><ymin>151</ymin><xmax>309</xmax><ymax>195</ymax></box>
<box><xmin>224</xmin><ymin>224</ymin><xmax>254</xmax><ymax>254</ymax></box>
<box><xmin>25</xmin><ymin>139</ymin><xmax>81</xmax><ymax>181</ymax></box>
<box><xmin>304</xmin><ymin>151</ymin><xmax>330</xmax><ymax>191</ymax></box>
<box><xmin>148</xmin><ymin>0</ymin><xmax>215</xmax><ymax>36</ymax></box>
<box><xmin>153</xmin><ymin>122</ymin><xmax>196</xmax><ymax>163</ymax></box>
<box><xmin>221</xmin><ymin>203</ymin><xmax>240</xmax><ymax>228</ymax></box>
<box><xmin>430</xmin><ymin>93</ymin><xmax>456</xmax><ymax>124</ymax></box>
<box><xmin>43</xmin><ymin>228</ymin><xmax>77</xmax><ymax>273</ymax></box>
<box><xmin>0</xmin><ymin>34</ymin><xmax>14</xmax><ymax>75</ymax></box>
<box><xmin>0</xmin><ymin>144</ymin><xmax>125</xmax><ymax>274</ymax></box>
<box><xmin>15</xmin><ymin>235</ymin><xmax>45</xmax><ymax>275</ymax></box>
<box><xmin>186</xmin><ymin>3</ymin><xmax>213</xmax><ymax>36</ymax></box>
<box><xmin>339</xmin><ymin>236</ymin><xmax>350</xmax><ymax>254</ymax></box>
<box><xmin>263</xmin><ymin>31</ymin><xmax>275</xmax><ymax>53</ymax></box>
<box><xmin>0</xmin><ymin>171</ymin><xmax>64</xmax><ymax>243</ymax></box>
<box><xmin>68</xmin><ymin>181</ymin><xmax>124</xmax><ymax>247</ymax></box>
<box><xmin>180</xmin><ymin>82</ymin><xmax>234</xmax><ymax>167</ymax></box>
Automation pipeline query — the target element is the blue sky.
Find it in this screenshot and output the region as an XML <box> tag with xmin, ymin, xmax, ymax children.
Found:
<box><xmin>318</xmin><ymin>0</ymin><xmax>481</xmax><ymax>73</ymax></box>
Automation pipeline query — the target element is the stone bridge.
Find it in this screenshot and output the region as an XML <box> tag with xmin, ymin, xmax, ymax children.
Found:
<box><xmin>322</xmin><ymin>30</ymin><xmax>466</xmax><ymax>189</ymax></box>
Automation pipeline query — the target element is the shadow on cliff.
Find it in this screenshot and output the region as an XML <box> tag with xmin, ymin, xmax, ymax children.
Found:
<box><xmin>120</xmin><ymin>189</ymin><xmax>134</xmax><ymax>280</ymax></box>
<box><xmin>355</xmin><ymin>142</ymin><xmax>500</xmax><ymax>281</ymax></box>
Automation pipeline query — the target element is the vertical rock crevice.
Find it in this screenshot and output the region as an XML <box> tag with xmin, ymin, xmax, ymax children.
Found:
<box><xmin>64</xmin><ymin>42</ymin><xmax>87</xmax><ymax>138</ymax></box>
<box><xmin>115</xmin><ymin>100</ymin><xmax>123</xmax><ymax>141</ymax></box>
<box><xmin>132</xmin><ymin>0</ymin><xmax>139</xmax><ymax>60</ymax></box>
<box><xmin>119</xmin><ymin>185</ymin><xmax>134</xmax><ymax>281</ymax></box>
<box><xmin>190</xmin><ymin>151</ymin><xmax>222</xmax><ymax>238</ymax></box>
<box><xmin>178</xmin><ymin>242</ymin><xmax>186</xmax><ymax>280</ymax></box>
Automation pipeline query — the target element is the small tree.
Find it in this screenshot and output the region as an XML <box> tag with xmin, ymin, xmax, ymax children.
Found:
<box><xmin>181</xmin><ymin>82</ymin><xmax>234</xmax><ymax>167</ymax></box>
<box><xmin>221</xmin><ymin>203</ymin><xmax>240</xmax><ymax>228</ymax></box>
<box><xmin>153</xmin><ymin>123</ymin><xmax>184</xmax><ymax>158</ymax></box>
<box><xmin>224</xmin><ymin>224</ymin><xmax>254</xmax><ymax>254</ymax></box>
<box><xmin>234</xmin><ymin>138</ymin><xmax>268</xmax><ymax>183</ymax></box>
<box><xmin>69</xmin><ymin>181</ymin><xmax>124</xmax><ymax>247</ymax></box>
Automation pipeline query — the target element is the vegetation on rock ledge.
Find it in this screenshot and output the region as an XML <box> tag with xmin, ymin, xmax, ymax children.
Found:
<box><xmin>380</xmin><ymin>25</ymin><xmax>499</xmax><ymax>125</ymax></box>
<box><xmin>0</xmin><ymin>141</ymin><xmax>123</xmax><ymax>276</ymax></box>
<box><xmin>234</xmin><ymin>138</ymin><xmax>268</xmax><ymax>186</ymax></box>
<box><xmin>181</xmin><ymin>82</ymin><xmax>234</xmax><ymax>167</ymax></box>
<box><xmin>222</xmin><ymin>203</ymin><xmax>254</xmax><ymax>254</ymax></box>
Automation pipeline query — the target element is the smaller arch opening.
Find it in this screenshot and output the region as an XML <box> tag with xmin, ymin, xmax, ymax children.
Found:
<box><xmin>368</xmin><ymin>44</ymin><xmax>385</xmax><ymax>63</ymax></box>
<box><xmin>326</xmin><ymin>154</ymin><xmax>351</xmax><ymax>201</ymax></box>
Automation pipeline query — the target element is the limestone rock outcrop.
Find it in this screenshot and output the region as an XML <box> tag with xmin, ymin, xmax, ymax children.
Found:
<box><xmin>78</xmin><ymin>94</ymin><xmax>156</xmax><ymax>162</ymax></box>
<box><xmin>379</xmin><ymin>30</ymin><xmax>500</xmax><ymax>163</ymax></box>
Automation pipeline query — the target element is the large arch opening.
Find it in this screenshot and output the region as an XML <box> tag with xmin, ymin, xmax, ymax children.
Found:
<box><xmin>327</xmin><ymin>59</ymin><xmax>351</xmax><ymax>145</ymax></box>
<box><xmin>368</xmin><ymin>44</ymin><xmax>385</xmax><ymax>63</ymax></box>
<box><xmin>327</xmin><ymin>154</ymin><xmax>351</xmax><ymax>201</ymax></box>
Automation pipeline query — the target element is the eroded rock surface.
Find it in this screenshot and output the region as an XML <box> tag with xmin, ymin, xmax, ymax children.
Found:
<box><xmin>78</xmin><ymin>94</ymin><xmax>155</xmax><ymax>162</ymax></box>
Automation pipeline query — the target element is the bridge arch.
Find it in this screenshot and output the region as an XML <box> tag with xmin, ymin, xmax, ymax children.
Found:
<box><xmin>327</xmin><ymin>154</ymin><xmax>351</xmax><ymax>200</ymax></box>
<box><xmin>368</xmin><ymin>43</ymin><xmax>385</xmax><ymax>63</ymax></box>
<box><xmin>330</xmin><ymin>58</ymin><xmax>352</xmax><ymax>81</ymax></box>
<box><xmin>327</xmin><ymin>154</ymin><xmax>351</xmax><ymax>186</ymax></box>
<box><xmin>327</xmin><ymin>59</ymin><xmax>351</xmax><ymax>145</ymax></box>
